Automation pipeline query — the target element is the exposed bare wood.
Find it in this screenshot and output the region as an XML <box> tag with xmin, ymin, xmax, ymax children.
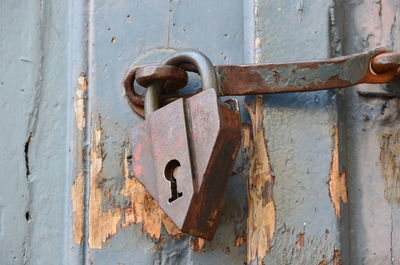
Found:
<box><xmin>71</xmin><ymin>171</ymin><xmax>85</xmax><ymax>244</ymax></box>
<box><xmin>379</xmin><ymin>131</ymin><xmax>400</xmax><ymax>204</ymax></box>
<box><xmin>88</xmin><ymin>123</ymin><xmax>122</xmax><ymax>249</ymax></box>
<box><xmin>120</xmin><ymin>176</ymin><xmax>182</xmax><ymax>239</ymax></box>
<box><xmin>246</xmin><ymin>95</ymin><xmax>276</xmax><ymax>265</ymax></box>
<box><xmin>88</xmin><ymin>126</ymin><xmax>186</xmax><ymax>249</ymax></box>
<box><xmin>234</xmin><ymin>236</ymin><xmax>246</xmax><ymax>247</ymax></box>
<box><xmin>190</xmin><ymin>237</ymin><xmax>205</xmax><ymax>253</ymax></box>
<box><xmin>295</xmin><ymin>232</ymin><xmax>305</xmax><ymax>250</ymax></box>
<box><xmin>317</xmin><ymin>249</ymin><xmax>343</xmax><ymax>265</ymax></box>
<box><xmin>328</xmin><ymin>126</ymin><xmax>348</xmax><ymax>217</ymax></box>
<box><xmin>74</xmin><ymin>74</ymin><xmax>87</xmax><ymax>131</ymax></box>
<box><xmin>242</xmin><ymin>123</ymin><xmax>251</xmax><ymax>149</ymax></box>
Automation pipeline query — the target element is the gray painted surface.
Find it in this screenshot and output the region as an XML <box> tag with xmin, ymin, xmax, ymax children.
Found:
<box><xmin>339</xmin><ymin>1</ymin><xmax>400</xmax><ymax>264</ymax></box>
<box><xmin>255</xmin><ymin>1</ymin><xmax>342</xmax><ymax>264</ymax></box>
<box><xmin>0</xmin><ymin>0</ymin><xmax>74</xmax><ymax>264</ymax></box>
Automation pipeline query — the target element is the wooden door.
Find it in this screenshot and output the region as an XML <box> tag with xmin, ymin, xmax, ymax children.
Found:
<box><xmin>1</xmin><ymin>1</ymin><xmax>398</xmax><ymax>264</ymax></box>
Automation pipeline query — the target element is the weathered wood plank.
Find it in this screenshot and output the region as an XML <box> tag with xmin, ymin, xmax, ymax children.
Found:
<box><xmin>86</xmin><ymin>0</ymin><xmax>247</xmax><ymax>264</ymax></box>
<box><xmin>250</xmin><ymin>1</ymin><xmax>345</xmax><ymax>264</ymax></box>
<box><xmin>339</xmin><ymin>1</ymin><xmax>400</xmax><ymax>264</ymax></box>
<box><xmin>0</xmin><ymin>0</ymin><xmax>79</xmax><ymax>264</ymax></box>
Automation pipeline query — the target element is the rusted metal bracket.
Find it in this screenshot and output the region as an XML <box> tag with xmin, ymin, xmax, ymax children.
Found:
<box><xmin>124</xmin><ymin>47</ymin><xmax>400</xmax><ymax>116</ymax></box>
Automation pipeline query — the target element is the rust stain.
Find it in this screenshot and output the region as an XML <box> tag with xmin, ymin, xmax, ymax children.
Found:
<box><xmin>88</xmin><ymin>124</ymin><xmax>122</xmax><ymax>249</ymax></box>
<box><xmin>245</xmin><ymin>95</ymin><xmax>276</xmax><ymax>265</ymax></box>
<box><xmin>295</xmin><ymin>232</ymin><xmax>305</xmax><ymax>250</ymax></box>
<box><xmin>190</xmin><ymin>237</ymin><xmax>205</xmax><ymax>253</ymax></box>
<box><xmin>379</xmin><ymin>131</ymin><xmax>400</xmax><ymax>204</ymax></box>
<box><xmin>71</xmin><ymin>171</ymin><xmax>85</xmax><ymax>244</ymax></box>
<box><xmin>234</xmin><ymin>236</ymin><xmax>246</xmax><ymax>247</ymax></box>
<box><xmin>328</xmin><ymin>126</ymin><xmax>348</xmax><ymax>217</ymax></box>
<box><xmin>74</xmin><ymin>74</ymin><xmax>87</xmax><ymax>131</ymax></box>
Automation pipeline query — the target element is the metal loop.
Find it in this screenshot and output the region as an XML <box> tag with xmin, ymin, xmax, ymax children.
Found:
<box><xmin>123</xmin><ymin>66</ymin><xmax>145</xmax><ymax>117</ymax></box>
<box><xmin>371</xmin><ymin>52</ymin><xmax>400</xmax><ymax>74</ymax></box>
<box><xmin>361</xmin><ymin>52</ymin><xmax>400</xmax><ymax>84</ymax></box>
<box><xmin>145</xmin><ymin>49</ymin><xmax>217</xmax><ymax>116</ymax></box>
<box><xmin>161</xmin><ymin>49</ymin><xmax>218</xmax><ymax>92</ymax></box>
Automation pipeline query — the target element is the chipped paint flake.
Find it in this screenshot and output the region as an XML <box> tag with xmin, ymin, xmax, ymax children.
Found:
<box><xmin>379</xmin><ymin>131</ymin><xmax>400</xmax><ymax>204</ymax></box>
<box><xmin>295</xmin><ymin>232</ymin><xmax>305</xmax><ymax>250</ymax></box>
<box><xmin>88</xmin><ymin>132</ymin><xmax>183</xmax><ymax>249</ymax></box>
<box><xmin>234</xmin><ymin>236</ymin><xmax>246</xmax><ymax>247</ymax></box>
<box><xmin>88</xmin><ymin>122</ymin><xmax>122</xmax><ymax>249</ymax></box>
<box><xmin>242</xmin><ymin>123</ymin><xmax>251</xmax><ymax>149</ymax></box>
<box><xmin>190</xmin><ymin>237</ymin><xmax>205</xmax><ymax>253</ymax></box>
<box><xmin>72</xmin><ymin>171</ymin><xmax>85</xmax><ymax>244</ymax></box>
<box><xmin>74</xmin><ymin>74</ymin><xmax>87</xmax><ymax>131</ymax></box>
<box><xmin>120</xmin><ymin>147</ymin><xmax>182</xmax><ymax>239</ymax></box>
<box><xmin>328</xmin><ymin>126</ymin><xmax>348</xmax><ymax>217</ymax></box>
<box><xmin>246</xmin><ymin>96</ymin><xmax>276</xmax><ymax>265</ymax></box>
<box><xmin>120</xmin><ymin>177</ymin><xmax>182</xmax><ymax>238</ymax></box>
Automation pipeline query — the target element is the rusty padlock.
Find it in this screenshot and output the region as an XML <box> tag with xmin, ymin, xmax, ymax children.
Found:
<box><xmin>130</xmin><ymin>50</ymin><xmax>242</xmax><ymax>240</ymax></box>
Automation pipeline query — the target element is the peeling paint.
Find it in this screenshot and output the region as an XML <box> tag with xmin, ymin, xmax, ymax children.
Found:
<box><xmin>328</xmin><ymin>126</ymin><xmax>348</xmax><ymax>217</ymax></box>
<box><xmin>379</xmin><ymin>131</ymin><xmax>400</xmax><ymax>204</ymax></box>
<box><xmin>242</xmin><ymin>123</ymin><xmax>251</xmax><ymax>149</ymax></box>
<box><xmin>120</xmin><ymin>175</ymin><xmax>182</xmax><ymax>239</ymax></box>
<box><xmin>74</xmin><ymin>74</ymin><xmax>87</xmax><ymax>131</ymax></box>
<box><xmin>88</xmin><ymin>135</ymin><xmax>183</xmax><ymax>249</ymax></box>
<box><xmin>72</xmin><ymin>171</ymin><xmax>85</xmax><ymax>244</ymax></box>
<box><xmin>88</xmin><ymin>123</ymin><xmax>122</xmax><ymax>249</ymax></box>
<box><xmin>190</xmin><ymin>237</ymin><xmax>205</xmax><ymax>253</ymax></box>
<box><xmin>245</xmin><ymin>96</ymin><xmax>276</xmax><ymax>265</ymax></box>
<box><xmin>234</xmin><ymin>236</ymin><xmax>245</xmax><ymax>247</ymax></box>
<box><xmin>317</xmin><ymin>249</ymin><xmax>343</xmax><ymax>265</ymax></box>
<box><xmin>295</xmin><ymin>232</ymin><xmax>305</xmax><ymax>250</ymax></box>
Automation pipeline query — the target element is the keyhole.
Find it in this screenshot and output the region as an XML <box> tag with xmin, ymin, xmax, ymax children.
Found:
<box><xmin>164</xmin><ymin>159</ymin><xmax>183</xmax><ymax>203</ymax></box>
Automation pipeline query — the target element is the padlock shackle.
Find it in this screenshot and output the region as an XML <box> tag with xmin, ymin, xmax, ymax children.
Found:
<box><xmin>162</xmin><ymin>49</ymin><xmax>218</xmax><ymax>92</ymax></box>
<box><xmin>145</xmin><ymin>49</ymin><xmax>218</xmax><ymax>117</ymax></box>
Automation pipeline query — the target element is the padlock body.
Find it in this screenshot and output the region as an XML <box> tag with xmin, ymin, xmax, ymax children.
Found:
<box><xmin>130</xmin><ymin>88</ymin><xmax>241</xmax><ymax>240</ymax></box>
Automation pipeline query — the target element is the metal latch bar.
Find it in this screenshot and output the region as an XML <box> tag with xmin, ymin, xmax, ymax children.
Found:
<box><xmin>124</xmin><ymin>47</ymin><xmax>400</xmax><ymax>116</ymax></box>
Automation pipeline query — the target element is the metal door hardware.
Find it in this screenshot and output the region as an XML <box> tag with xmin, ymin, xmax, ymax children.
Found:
<box><xmin>124</xmin><ymin>47</ymin><xmax>400</xmax><ymax>117</ymax></box>
<box><xmin>125</xmin><ymin>48</ymin><xmax>400</xmax><ymax>240</ymax></box>
<box><xmin>129</xmin><ymin>50</ymin><xmax>241</xmax><ymax>240</ymax></box>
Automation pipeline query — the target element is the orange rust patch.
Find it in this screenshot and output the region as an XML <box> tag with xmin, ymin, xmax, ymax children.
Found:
<box><xmin>295</xmin><ymin>232</ymin><xmax>305</xmax><ymax>250</ymax></box>
<box><xmin>245</xmin><ymin>96</ymin><xmax>276</xmax><ymax>265</ymax></box>
<box><xmin>190</xmin><ymin>237</ymin><xmax>205</xmax><ymax>253</ymax></box>
<box><xmin>72</xmin><ymin>171</ymin><xmax>85</xmax><ymax>244</ymax></box>
<box><xmin>379</xmin><ymin>132</ymin><xmax>400</xmax><ymax>204</ymax></box>
<box><xmin>328</xmin><ymin>126</ymin><xmax>348</xmax><ymax>217</ymax></box>
<box><xmin>234</xmin><ymin>236</ymin><xmax>246</xmax><ymax>247</ymax></box>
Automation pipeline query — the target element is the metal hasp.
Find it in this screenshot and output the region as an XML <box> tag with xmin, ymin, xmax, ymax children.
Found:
<box><xmin>129</xmin><ymin>50</ymin><xmax>241</xmax><ymax>240</ymax></box>
<box><xmin>125</xmin><ymin>47</ymin><xmax>400</xmax><ymax>117</ymax></box>
<box><xmin>125</xmin><ymin>48</ymin><xmax>400</xmax><ymax>240</ymax></box>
